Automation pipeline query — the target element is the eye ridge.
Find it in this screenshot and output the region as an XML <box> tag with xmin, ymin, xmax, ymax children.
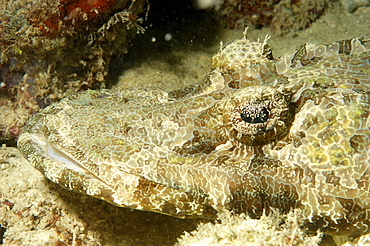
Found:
<box><xmin>224</xmin><ymin>86</ymin><xmax>295</xmax><ymax>146</ymax></box>
<box><xmin>240</xmin><ymin>105</ymin><xmax>269</xmax><ymax>124</ymax></box>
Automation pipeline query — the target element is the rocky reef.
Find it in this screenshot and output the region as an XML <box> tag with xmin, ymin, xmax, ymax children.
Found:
<box><xmin>0</xmin><ymin>0</ymin><xmax>147</xmax><ymax>142</ymax></box>
<box><xmin>211</xmin><ymin>0</ymin><xmax>332</xmax><ymax>35</ymax></box>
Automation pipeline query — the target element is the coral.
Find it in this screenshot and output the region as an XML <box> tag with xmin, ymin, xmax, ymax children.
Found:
<box><xmin>177</xmin><ymin>210</ymin><xmax>323</xmax><ymax>246</ymax></box>
<box><xmin>271</xmin><ymin>0</ymin><xmax>331</xmax><ymax>35</ymax></box>
<box><xmin>212</xmin><ymin>0</ymin><xmax>279</xmax><ymax>29</ymax></box>
<box><xmin>212</xmin><ymin>0</ymin><xmax>332</xmax><ymax>35</ymax></box>
<box><xmin>0</xmin><ymin>0</ymin><xmax>147</xmax><ymax>142</ymax></box>
<box><xmin>41</xmin><ymin>0</ymin><xmax>118</xmax><ymax>37</ymax></box>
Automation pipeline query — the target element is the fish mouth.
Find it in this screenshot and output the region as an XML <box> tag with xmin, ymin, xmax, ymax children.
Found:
<box><xmin>32</xmin><ymin>133</ymin><xmax>89</xmax><ymax>173</ymax></box>
<box><xmin>19</xmin><ymin>118</ymin><xmax>94</xmax><ymax>177</ymax></box>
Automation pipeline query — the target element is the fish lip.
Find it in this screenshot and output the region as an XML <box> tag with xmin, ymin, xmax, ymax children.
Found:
<box><xmin>27</xmin><ymin>131</ymin><xmax>91</xmax><ymax>175</ymax></box>
<box><xmin>21</xmin><ymin>116</ymin><xmax>92</xmax><ymax>176</ymax></box>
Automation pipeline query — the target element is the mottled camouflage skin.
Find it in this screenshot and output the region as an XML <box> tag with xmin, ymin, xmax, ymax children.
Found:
<box><xmin>18</xmin><ymin>33</ymin><xmax>370</xmax><ymax>236</ymax></box>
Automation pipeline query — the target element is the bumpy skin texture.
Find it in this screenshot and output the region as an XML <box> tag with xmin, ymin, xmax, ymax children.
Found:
<box><xmin>18</xmin><ymin>33</ymin><xmax>370</xmax><ymax>237</ymax></box>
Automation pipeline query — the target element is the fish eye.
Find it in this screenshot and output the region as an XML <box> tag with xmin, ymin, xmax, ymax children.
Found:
<box><xmin>240</xmin><ymin>105</ymin><xmax>269</xmax><ymax>124</ymax></box>
<box><xmin>224</xmin><ymin>86</ymin><xmax>294</xmax><ymax>146</ymax></box>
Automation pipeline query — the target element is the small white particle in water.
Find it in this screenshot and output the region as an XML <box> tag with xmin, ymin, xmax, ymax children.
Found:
<box><xmin>193</xmin><ymin>0</ymin><xmax>222</xmax><ymax>9</ymax></box>
<box><xmin>164</xmin><ymin>33</ymin><xmax>172</xmax><ymax>42</ymax></box>
<box><xmin>151</xmin><ymin>37</ymin><xmax>157</xmax><ymax>42</ymax></box>
<box><xmin>0</xmin><ymin>82</ymin><xmax>5</xmax><ymax>88</ymax></box>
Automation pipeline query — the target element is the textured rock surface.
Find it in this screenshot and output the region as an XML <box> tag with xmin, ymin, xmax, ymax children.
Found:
<box><xmin>341</xmin><ymin>0</ymin><xmax>370</xmax><ymax>12</ymax></box>
<box><xmin>0</xmin><ymin>0</ymin><xmax>147</xmax><ymax>141</ymax></box>
<box><xmin>212</xmin><ymin>0</ymin><xmax>331</xmax><ymax>35</ymax></box>
<box><xmin>177</xmin><ymin>210</ymin><xmax>322</xmax><ymax>246</ymax></box>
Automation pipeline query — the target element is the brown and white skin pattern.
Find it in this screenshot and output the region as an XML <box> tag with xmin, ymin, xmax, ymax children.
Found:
<box><xmin>18</xmin><ymin>31</ymin><xmax>370</xmax><ymax>237</ymax></box>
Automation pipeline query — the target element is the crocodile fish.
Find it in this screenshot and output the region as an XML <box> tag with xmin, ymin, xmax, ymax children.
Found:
<box><xmin>18</xmin><ymin>32</ymin><xmax>370</xmax><ymax>237</ymax></box>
